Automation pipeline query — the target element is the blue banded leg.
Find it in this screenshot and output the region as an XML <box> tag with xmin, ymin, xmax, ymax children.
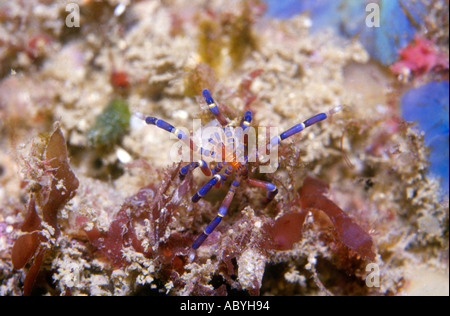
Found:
<box><xmin>179</xmin><ymin>160</ymin><xmax>211</xmax><ymax>180</ymax></box>
<box><xmin>202</xmin><ymin>89</ymin><xmax>228</xmax><ymax>126</ymax></box>
<box><xmin>144</xmin><ymin>116</ymin><xmax>188</xmax><ymax>142</ymax></box>
<box><xmin>192</xmin><ymin>178</ymin><xmax>241</xmax><ymax>249</ymax></box>
<box><xmin>211</xmin><ymin>162</ymin><xmax>227</xmax><ymax>175</ymax></box>
<box><xmin>247</xmin><ymin>178</ymin><xmax>278</xmax><ymax>204</ymax></box>
<box><xmin>213</xmin><ymin>165</ymin><xmax>234</xmax><ymax>188</ymax></box>
<box><xmin>208</xmin><ymin>140</ymin><xmax>225</xmax><ymax>163</ymax></box>
<box><xmin>144</xmin><ymin>115</ymin><xmax>218</xmax><ymax>166</ymax></box>
<box><xmin>211</xmin><ymin>162</ymin><xmax>229</xmax><ymax>188</ymax></box>
<box><xmin>143</xmin><ymin>115</ymin><xmax>221</xmax><ymax>162</ymax></box>
<box><xmin>234</xmin><ymin>111</ymin><xmax>252</xmax><ymax>160</ymax></box>
<box><xmin>179</xmin><ymin>163</ymin><xmax>194</xmax><ymax>180</ymax></box>
<box><xmin>193</xmin><ymin>144</ymin><xmax>221</xmax><ymax>162</ymax></box>
<box><xmin>240</xmin><ymin>110</ymin><xmax>252</xmax><ymax>130</ymax></box>
<box><xmin>143</xmin><ymin>115</ymin><xmax>219</xmax><ymax>162</ymax></box>
<box><xmin>267</xmin><ymin>106</ymin><xmax>343</xmax><ymax>151</ymax></box>
<box><xmin>192</xmin><ymin>174</ymin><xmax>222</xmax><ymax>203</ymax></box>
<box><xmin>267</xmin><ymin>113</ymin><xmax>327</xmax><ymax>153</ymax></box>
<box><xmin>205</xmin><ymin>130</ymin><xmax>226</xmax><ymax>162</ymax></box>
<box><xmin>221</xmin><ymin>165</ymin><xmax>233</xmax><ymax>182</ymax></box>
<box><xmin>207</xmin><ymin>131</ymin><xmax>224</xmax><ymax>150</ymax></box>
<box><xmin>235</xmin><ymin>110</ymin><xmax>253</xmax><ymax>163</ymax></box>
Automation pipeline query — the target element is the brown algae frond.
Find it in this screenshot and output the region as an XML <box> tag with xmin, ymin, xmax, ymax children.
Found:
<box><xmin>197</xmin><ymin>0</ymin><xmax>263</xmax><ymax>71</ymax></box>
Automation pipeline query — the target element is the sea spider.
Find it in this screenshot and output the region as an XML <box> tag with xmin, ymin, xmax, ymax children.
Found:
<box><xmin>140</xmin><ymin>89</ymin><xmax>341</xmax><ymax>249</ymax></box>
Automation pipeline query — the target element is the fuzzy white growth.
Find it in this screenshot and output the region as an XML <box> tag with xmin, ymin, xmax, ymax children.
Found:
<box><xmin>329</xmin><ymin>105</ymin><xmax>343</xmax><ymax>115</ymax></box>
<box><xmin>237</xmin><ymin>248</ymin><xmax>267</xmax><ymax>292</ymax></box>
<box><xmin>134</xmin><ymin>112</ymin><xmax>145</xmax><ymax>121</ymax></box>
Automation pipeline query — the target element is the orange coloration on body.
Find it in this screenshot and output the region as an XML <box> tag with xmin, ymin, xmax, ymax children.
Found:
<box><xmin>230</xmin><ymin>160</ymin><xmax>242</xmax><ymax>169</ymax></box>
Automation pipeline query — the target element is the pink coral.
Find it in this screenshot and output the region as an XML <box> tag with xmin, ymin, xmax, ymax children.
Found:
<box><xmin>390</xmin><ymin>36</ymin><xmax>449</xmax><ymax>77</ymax></box>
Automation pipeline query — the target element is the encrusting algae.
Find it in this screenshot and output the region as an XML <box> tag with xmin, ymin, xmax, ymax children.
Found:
<box><xmin>0</xmin><ymin>0</ymin><xmax>448</xmax><ymax>296</ymax></box>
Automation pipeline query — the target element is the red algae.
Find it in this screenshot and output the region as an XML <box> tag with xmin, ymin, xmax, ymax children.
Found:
<box><xmin>11</xmin><ymin>196</ymin><xmax>41</xmax><ymax>270</ymax></box>
<box><xmin>11</xmin><ymin>124</ymin><xmax>79</xmax><ymax>295</ymax></box>
<box><xmin>84</xmin><ymin>208</ymin><xmax>148</xmax><ymax>268</ymax></box>
<box><xmin>264</xmin><ymin>176</ymin><xmax>375</xmax><ymax>261</ymax></box>
<box><xmin>83</xmin><ymin>164</ymin><xmax>193</xmax><ymax>269</ymax></box>
<box><xmin>83</xmin><ymin>187</ymin><xmax>154</xmax><ymax>268</ymax></box>
<box><xmin>40</xmin><ymin>125</ymin><xmax>80</xmax><ymax>235</ymax></box>
<box><xmin>266</xmin><ymin>211</ymin><xmax>307</xmax><ymax>250</ymax></box>
<box><xmin>299</xmin><ymin>176</ymin><xmax>375</xmax><ymax>261</ymax></box>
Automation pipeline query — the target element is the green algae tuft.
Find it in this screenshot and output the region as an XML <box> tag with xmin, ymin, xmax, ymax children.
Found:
<box><xmin>87</xmin><ymin>98</ymin><xmax>131</xmax><ymax>149</ymax></box>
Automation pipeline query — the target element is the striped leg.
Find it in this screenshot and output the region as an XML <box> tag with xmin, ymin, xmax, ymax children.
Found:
<box><xmin>143</xmin><ymin>115</ymin><xmax>220</xmax><ymax>162</ymax></box>
<box><xmin>211</xmin><ymin>162</ymin><xmax>227</xmax><ymax>175</ymax></box>
<box><xmin>192</xmin><ymin>177</ymin><xmax>241</xmax><ymax>249</ymax></box>
<box><xmin>267</xmin><ymin>106</ymin><xmax>342</xmax><ymax>151</ymax></box>
<box><xmin>207</xmin><ymin>131</ymin><xmax>225</xmax><ymax>162</ymax></box>
<box><xmin>192</xmin><ymin>174</ymin><xmax>222</xmax><ymax>203</ymax></box>
<box><xmin>240</xmin><ymin>110</ymin><xmax>252</xmax><ymax>130</ymax></box>
<box><xmin>144</xmin><ymin>116</ymin><xmax>188</xmax><ymax>142</ymax></box>
<box><xmin>215</xmin><ymin>164</ymin><xmax>234</xmax><ymax>188</ymax></box>
<box><xmin>207</xmin><ymin>131</ymin><xmax>224</xmax><ymax>150</ymax></box>
<box><xmin>179</xmin><ymin>160</ymin><xmax>212</xmax><ymax>180</ymax></box>
<box><xmin>247</xmin><ymin>178</ymin><xmax>278</xmax><ymax>204</ymax></box>
<box><xmin>203</xmin><ymin>89</ymin><xmax>228</xmax><ymax>126</ymax></box>
<box><xmin>235</xmin><ymin>110</ymin><xmax>253</xmax><ymax>163</ymax></box>
<box><xmin>211</xmin><ymin>162</ymin><xmax>229</xmax><ymax>188</ymax></box>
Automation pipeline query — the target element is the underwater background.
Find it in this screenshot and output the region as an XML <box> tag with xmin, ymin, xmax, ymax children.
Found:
<box><xmin>0</xmin><ymin>0</ymin><xmax>448</xmax><ymax>296</ymax></box>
